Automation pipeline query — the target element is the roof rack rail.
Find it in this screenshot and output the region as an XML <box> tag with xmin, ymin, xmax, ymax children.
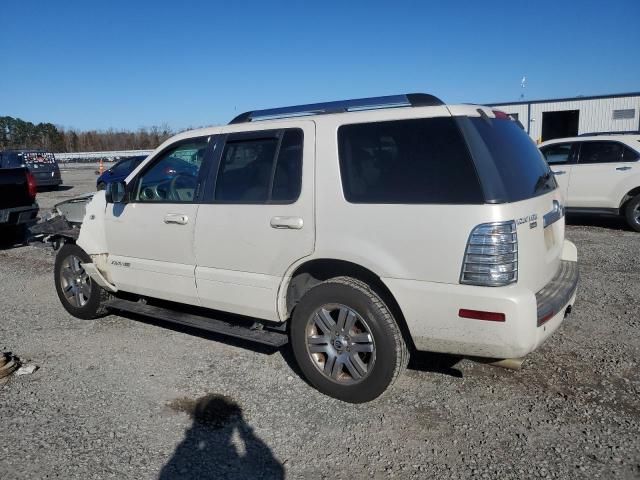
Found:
<box><xmin>228</xmin><ymin>93</ymin><xmax>444</xmax><ymax>124</ymax></box>
<box><xmin>579</xmin><ymin>130</ymin><xmax>640</xmax><ymax>137</ymax></box>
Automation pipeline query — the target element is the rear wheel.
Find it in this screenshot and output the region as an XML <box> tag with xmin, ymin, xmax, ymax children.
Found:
<box><xmin>624</xmin><ymin>195</ymin><xmax>640</xmax><ymax>232</ymax></box>
<box><xmin>54</xmin><ymin>243</ymin><xmax>111</xmax><ymax>319</ymax></box>
<box><xmin>290</xmin><ymin>276</ymin><xmax>408</xmax><ymax>403</ymax></box>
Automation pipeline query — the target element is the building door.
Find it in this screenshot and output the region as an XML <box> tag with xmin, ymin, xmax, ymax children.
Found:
<box><xmin>541</xmin><ymin>110</ymin><xmax>579</xmax><ymax>141</ymax></box>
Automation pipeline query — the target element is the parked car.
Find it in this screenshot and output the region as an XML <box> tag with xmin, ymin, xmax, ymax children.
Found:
<box><xmin>0</xmin><ymin>150</ymin><xmax>62</xmax><ymax>189</ymax></box>
<box><xmin>52</xmin><ymin>93</ymin><xmax>578</xmax><ymax>402</ymax></box>
<box><xmin>0</xmin><ymin>167</ymin><xmax>39</xmax><ymax>243</ymax></box>
<box><xmin>539</xmin><ymin>133</ymin><xmax>640</xmax><ymax>231</ymax></box>
<box><xmin>96</xmin><ymin>156</ymin><xmax>147</xmax><ymax>190</ymax></box>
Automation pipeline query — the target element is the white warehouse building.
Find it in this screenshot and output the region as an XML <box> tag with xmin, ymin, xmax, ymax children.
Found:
<box><xmin>488</xmin><ymin>91</ymin><xmax>640</xmax><ymax>143</ymax></box>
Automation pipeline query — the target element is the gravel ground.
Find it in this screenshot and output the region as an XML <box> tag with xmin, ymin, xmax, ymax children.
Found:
<box><xmin>0</xmin><ymin>170</ymin><xmax>638</xmax><ymax>479</ymax></box>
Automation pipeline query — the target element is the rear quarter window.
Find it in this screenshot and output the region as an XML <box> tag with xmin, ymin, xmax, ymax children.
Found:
<box><xmin>338</xmin><ymin>118</ymin><xmax>484</xmax><ymax>204</ymax></box>
<box><xmin>467</xmin><ymin>117</ymin><xmax>556</xmax><ymax>202</ymax></box>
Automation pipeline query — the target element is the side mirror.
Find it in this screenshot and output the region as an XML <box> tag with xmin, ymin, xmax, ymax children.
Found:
<box><xmin>105</xmin><ymin>181</ymin><xmax>128</xmax><ymax>203</ymax></box>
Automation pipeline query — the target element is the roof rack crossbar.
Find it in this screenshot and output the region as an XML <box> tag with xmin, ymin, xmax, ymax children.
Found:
<box><xmin>228</xmin><ymin>93</ymin><xmax>444</xmax><ymax>124</ymax></box>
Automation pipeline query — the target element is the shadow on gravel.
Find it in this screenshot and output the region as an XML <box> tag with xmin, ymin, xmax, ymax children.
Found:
<box><xmin>565</xmin><ymin>213</ymin><xmax>631</xmax><ymax>231</ymax></box>
<box><xmin>160</xmin><ymin>393</ymin><xmax>284</xmax><ymax>480</ymax></box>
<box><xmin>0</xmin><ymin>226</ymin><xmax>29</xmax><ymax>250</ymax></box>
<box><xmin>109</xmin><ymin>309</ymin><xmax>281</xmax><ymax>356</ymax></box>
<box><xmin>408</xmin><ymin>351</ymin><xmax>463</xmax><ymax>378</ymax></box>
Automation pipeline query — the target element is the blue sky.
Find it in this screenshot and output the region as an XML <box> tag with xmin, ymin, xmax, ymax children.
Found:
<box><xmin>1</xmin><ymin>0</ymin><xmax>639</xmax><ymax>131</ymax></box>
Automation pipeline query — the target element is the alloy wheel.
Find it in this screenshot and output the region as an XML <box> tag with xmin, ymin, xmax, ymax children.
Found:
<box><xmin>59</xmin><ymin>254</ymin><xmax>92</xmax><ymax>307</ymax></box>
<box><xmin>305</xmin><ymin>304</ymin><xmax>376</xmax><ymax>384</ymax></box>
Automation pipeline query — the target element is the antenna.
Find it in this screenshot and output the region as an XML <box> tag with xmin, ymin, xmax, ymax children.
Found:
<box><xmin>520</xmin><ymin>75</ymin><xmax>527</xmax><ymax>100</ymax></box>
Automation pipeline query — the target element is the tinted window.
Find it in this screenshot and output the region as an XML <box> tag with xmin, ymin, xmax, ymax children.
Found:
<box><xmin>622</xmin><ymin>145</ymin><xmax>639</xmax><ymax>162</ymax></box>
<box><xmin>578</xmin><ymin>142</ymin><xmax>623</xmax><ymax>164</ymax></box>
<box><xmin>215</xmin><ymin>138</ymin><xmax>278</xmax><ymax>202</ymax></box>
<box><xmin>111</xmin><ymin>159</ymin><xmax>133</xmax><ymax>175</ymax></box>
<box><xmin>469</xmin><ymin>117</ymin><xmax>556</xmax><ymax>201</ymax></box>
<box><xmin>338</xmin><ymin>118</ymin><xmax>483</xmax><ymax>204</ymax></box>
<box><xmin>272</xmin><ymin>130</ymin><xmax>303</xmax><ymax>202</ymax></box>
<box><xmin>541</xmin><ymin>143</ymin><xmax>574</xmax><ymax>165</ymax></box>
<box><xmin>135</xmin><ymin>139</ymin><xmax>208</xmax><ymax>202</ymax></box>
<box><xmin>214</xmin><ymin>129</ymin><xmax>303</xmax><ymax>203</ymax></box>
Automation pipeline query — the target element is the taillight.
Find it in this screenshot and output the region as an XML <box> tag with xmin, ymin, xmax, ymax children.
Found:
<box><xmin>492</xmin><ymin>110</ymin><xmax>510</xmax><ymax>119</ymax></box>
<box><xmin>460</xmin><ymin>221</ymin><xmax>518</xmax><ymax>287</ymax></box>
<box><xmin>26</xmin><ymin>171</ymin><xmax>37</xmax><ymax>200</ymax></box>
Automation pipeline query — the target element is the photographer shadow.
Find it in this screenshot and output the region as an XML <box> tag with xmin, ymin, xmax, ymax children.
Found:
<box><xmin>159</xmin><ymin>394</ymin><xmax>284</xmax><ymax>480</ymax></box>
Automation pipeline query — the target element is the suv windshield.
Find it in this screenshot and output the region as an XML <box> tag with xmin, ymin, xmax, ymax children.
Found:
<box><xmin>466</xmin><ymin>117</ymin><xmax>556</xmax><ymax>202</ymax></box>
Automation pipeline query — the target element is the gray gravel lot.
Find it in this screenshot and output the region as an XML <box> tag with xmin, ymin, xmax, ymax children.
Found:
<box><xmin>0</xmin><ymin>170</ymin><xmax>639</xmax><ymax>479</ymax></box>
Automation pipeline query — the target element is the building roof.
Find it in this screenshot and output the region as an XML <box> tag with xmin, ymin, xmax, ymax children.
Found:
<box><xmin>487</xmin><ymin>91</ymin><xmax>640</xmax><ymax>107</ymax></box>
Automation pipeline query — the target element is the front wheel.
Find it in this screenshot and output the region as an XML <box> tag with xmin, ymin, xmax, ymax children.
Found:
<box><xmin>290</xmin><ymin>276</ymin><xmax>409</xmax><ymax>403</ymax></box>
<box><xmin>624</xmin><ymin>195</ymin><xmax>640</xmax><ymax>232</ymax></box>
<box><xmin>54</xmin><ymin>243</ymin><xmax>111</xmax><ymax>319</ymax></box>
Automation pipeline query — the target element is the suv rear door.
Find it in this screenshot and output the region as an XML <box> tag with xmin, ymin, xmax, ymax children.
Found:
<box><xmin>569</xmin><ymin>141</ymin><xmax>639</xmax><ymax>208</ymax></box>
<box><xmin>194</xmin><ymin>122</ymin><xmax>315</xmax><ymax>321</ymax></box>
<box><xmin>540</xmin><ymin>142</ymin><xmax>577</xmax><ymax>203</ymax></box>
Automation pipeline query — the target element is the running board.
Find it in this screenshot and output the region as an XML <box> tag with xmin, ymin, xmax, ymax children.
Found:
<box><xmin>104</xmin><ymin>298</ymin><xmax>288</xmax><ymax>347</ymax></box>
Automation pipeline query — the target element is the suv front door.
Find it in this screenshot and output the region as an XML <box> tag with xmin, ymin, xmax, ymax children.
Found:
<box><xmin>104</xmin><ymin>136</ymin><xmax>213</xmax><ymax>305</ymax></box>
<box><xmin>194</xmin><ymin>123</ymin><xmax>315</xmax><ymax>321</ymax></box>
<box><xmin>541</xmin><ymin>142</ymin><xmax>576</xmax><ymax>202</ymax></box>
<box><xmin>569</xmin><ymin>141</ymin><xmax>639</xmax><ymax>208</ymax></box>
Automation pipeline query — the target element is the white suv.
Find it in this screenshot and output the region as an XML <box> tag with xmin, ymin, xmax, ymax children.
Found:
<box><xmin>539</xmin><ymin>134</ymin><xmax>640</xmax><ymax>231</ymax></box>
<box><xmin>53</xmin><ymin>94</ymin><xmax>579</xmax><ymax>402</ymax></box>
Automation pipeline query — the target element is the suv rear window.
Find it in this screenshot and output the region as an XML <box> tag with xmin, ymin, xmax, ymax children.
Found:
<box><xmin>467</xmin><ymin>117</ymin><xmax>556</xmax><ymax>202</ymax></box>
<box><xmin>338</xmin><ymin>118</ymin><xmax>483</xmax><ymax>204</ymax></box>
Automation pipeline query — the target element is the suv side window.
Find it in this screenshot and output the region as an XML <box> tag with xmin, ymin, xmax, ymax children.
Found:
<box><xmin>622</xmin><ymin>145</ymin><xmax>640</xmax><ymax>162</ymax></box>
<box><xmin>214</xmin><ymin>129</ymin><xmax>303</xmax><ymax>203</ymax></box>
<box><xmin>134</xmin><ymin>139</ymin><xmax>209</xmax><ymax>203</ymax></box>
<box><xmin>111</xmin><ymin>159</ymin><xmax>132</xmax><ymax>175</ymax></box>
<box><xmin>338</xmin><ymin>118</ymin><xmax>483</xmax><ymax>204</ymax></box>
<box><xmin>541</xmin><ymin>143</ymin><xmax>574</xmax><ymax>165</ymax></box>
<box><xmin>578</xmin><ymin>141</ymin><xmax>624</xmax><ymax>164</ymax></box>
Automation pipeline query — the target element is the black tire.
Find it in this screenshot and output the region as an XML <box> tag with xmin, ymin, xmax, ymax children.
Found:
<box><xmin>290</xmin><ymin>276</ymin><xmax>409</xmax><ymax>403</ymax></box>
<box><xmin>54</xmin><ymin>243</ymin><xmax>111</xmax><ymax>319</ymax></box>
<box><xmin>624</xmin><ymin>195</ymin><xmax>640</xmax><ymax>232</ymax></box>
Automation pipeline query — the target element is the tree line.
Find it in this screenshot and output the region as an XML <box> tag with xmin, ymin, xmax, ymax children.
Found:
<box><xmin>0</xmin><ymin>116</ymin><xmax>175</xmax><ymax>153</ymax></box>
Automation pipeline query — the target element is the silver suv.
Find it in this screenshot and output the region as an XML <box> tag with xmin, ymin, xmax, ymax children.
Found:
<box><xmin>53</xmin><ymin>94</ymin><xmax>579</xmax><ymax>402</ymax></box>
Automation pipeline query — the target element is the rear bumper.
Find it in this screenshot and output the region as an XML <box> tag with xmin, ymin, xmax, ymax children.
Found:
<box><xmin>35</xmin><ymin>176</ymin><xmax>62</xmax><ymax>187</ymax></box>
<box><xmin>383</xmin><ymin>240</ymin><xmax>579</xmax><ymax>359</ymax></box>
<box><xmin>0</xmin><ymin>204</ymin><xmax>39</xmax><ymax>226</ymax></box>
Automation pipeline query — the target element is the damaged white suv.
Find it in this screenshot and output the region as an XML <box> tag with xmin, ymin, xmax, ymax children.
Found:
<box><xmin>54</xmin><ymin>94</ymin><xmax>578</xmax><ymax>402</ymax></box>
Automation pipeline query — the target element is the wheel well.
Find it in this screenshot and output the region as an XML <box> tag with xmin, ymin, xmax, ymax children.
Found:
<box><xmin>286</xmin><ymin>259</ymin><xmax>415</xmax><ymax>350</ymax></box>
<box><xmin>620</xmin><ymin>186</ymin><xmax>640</xmax><ymax>211</ymax></box>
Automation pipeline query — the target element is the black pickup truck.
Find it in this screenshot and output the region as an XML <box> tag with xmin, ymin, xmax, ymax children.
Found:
<box><xmin>0</xmin><ymin>167</ymin><xmax>39</xmax><ymax>244</ymax></box>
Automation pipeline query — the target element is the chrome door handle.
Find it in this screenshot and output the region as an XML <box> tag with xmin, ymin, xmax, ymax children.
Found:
<box><xmin>270</xmin><ymin>216</ymin><xmax>303</xmax><ymax>229</ymax></box>
<box><xmin>553</xmin><ymin>170</ymin><xmax>566</xmax><ymax>175</ymax></box>
<box><xmin>616</xmin><ymin>166</ymin><xmax>632</xmax><ymax>171</ymax></box>
<box><xmin>164</xmin><ymin>213</ymin><xmax>189</xmax><ymax>225</ymax></box>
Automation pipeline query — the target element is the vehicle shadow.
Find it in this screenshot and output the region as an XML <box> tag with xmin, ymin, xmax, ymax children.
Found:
<box><xmin>408</xmin><ymin>351</ymin><xmax>463</xmax><ymax>378</ymax></box>
<box><xmin>565</xmin><ymin>213</ymin><xmax>631</xmax><ymax>231</ymax></box>
<box><xmin>109</xmin><ymin>309</ymin><xmax>281</xmax><ymax>356</ymax></box>
<box><xmin>0</xmin><ymin>227</ymin><xmax>29</xmax><ymax>250</ymax></box>
<box><xmin>159</xmin><ymin>393</ymin><xmax>284</xmax><ymax>479</ymax></box>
